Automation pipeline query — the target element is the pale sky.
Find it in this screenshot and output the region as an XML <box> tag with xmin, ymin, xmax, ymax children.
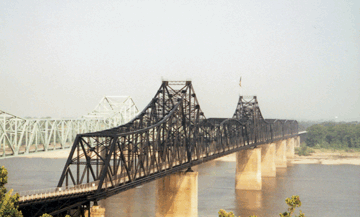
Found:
<box><xmin>0</xmin><ymin>0</ymin><xmax>359</xmax><ymax>121</ymax></box>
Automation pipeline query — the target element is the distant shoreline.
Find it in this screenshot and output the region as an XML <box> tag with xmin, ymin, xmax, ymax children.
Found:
<box><xmin>215</xmin><ymin>150</ymin><xmax>360</xmax><ymax>165</ymax></box>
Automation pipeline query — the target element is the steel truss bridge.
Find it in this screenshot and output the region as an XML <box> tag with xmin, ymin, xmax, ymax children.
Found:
<box><xmin>0</xmin><ymin>96</ymin><xmax>138</xmax><ymax>158</ymax></box>
<box><xmin>18</xmin><ymin>81</ymin><xmax>298</xmax><ymax>216</ymax></box>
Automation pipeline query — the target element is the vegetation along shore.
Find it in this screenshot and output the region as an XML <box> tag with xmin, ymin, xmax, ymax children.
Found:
<box><xmin>295</xmin><ymin>121</ymin><xmax>360</xmax><ymax>165</ymax></box>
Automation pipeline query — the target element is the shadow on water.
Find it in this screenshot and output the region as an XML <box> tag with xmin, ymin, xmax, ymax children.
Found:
<box><xmin>100</xmin><ymin>181</ymin><xmax>156</xmax><ymax>217</ymax></box>
<box><xmin>235</xmin><ymin>190</ymin><xmax>262</xmax><ymax>213</ymax></box>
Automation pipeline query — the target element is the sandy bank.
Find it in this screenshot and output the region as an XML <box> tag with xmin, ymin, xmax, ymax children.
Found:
<box><xmin>292</xmin><ymin>151</ymin><xmax>360</xmax><ymax>165</ymax></box>
<box><xmin>17</xmin><ymin>149</ymin><xmax>71</xmax><ymax>159</ymax></box>
<box><xmin>215</xmin><ymin>151</ymin><xmax>360</xmax><ymax>165</ymax></box>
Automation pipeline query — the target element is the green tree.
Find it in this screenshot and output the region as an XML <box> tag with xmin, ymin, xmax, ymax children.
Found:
<box><xmin>305</xmin><ymin>122</ymin><xmax>360</xmax><ymax>149</ymax></box>
<box><xmin>219</xmin><ymin>195</ymin><xmax>305</xmax><ymax>217</ymax></box>
<box><xmin>306</xmin><ymin>124</ymin><xmax>326</xmax><ymax>147</ymax></box>
<box><xmin>218</xmin><ymin>209</ymin><xmax>257</xmax><ymax>217</ymax></box>
<box><xmin>279</xmin><ymin>195</ymin><xmax>305</xmax><ymax>217</ymax></box>
<box><xmin>0</xmin><ymin>166</ymin><xmax>23</xmax><ymax>217</ymax></box>
<box><xmin>218</xmin><ymin>209</ymin><xmax>236</xmax><ymax>217</ymax></box>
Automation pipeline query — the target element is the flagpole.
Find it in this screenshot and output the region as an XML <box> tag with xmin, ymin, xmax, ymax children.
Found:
<box><xmin>239</xmin><ymin>76</ymin><xmax>242</xmax><ymax>96</ymax></box>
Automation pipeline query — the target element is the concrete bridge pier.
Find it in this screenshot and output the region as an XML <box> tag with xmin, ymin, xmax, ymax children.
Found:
<box><xmin>260</xmin><ymin>143</ymin><xmax>276</xmax><ymax>177</ymax></box>
<box><xmin>235</xmin><ymin>148</ymin><xmax>262</xmax><ymax>190</ymax></box>
<box><xmin>156</xmin><ymin>171</ymin><xmax>198</xmax><ymax>217</ymax></box>
<box><xmin>286</xmin><ymin>138</ymin><xmax>295</xmax><ymax>166</ymax></box>
<box><xmin>295</xmin><ymin>136</ymin><xmax>301</xmax><ymax>147</ymax></box>
<box><xmin>275</xmin><ymin>140</ymin><xmax>287</xmax><ymax>168</ymax></box>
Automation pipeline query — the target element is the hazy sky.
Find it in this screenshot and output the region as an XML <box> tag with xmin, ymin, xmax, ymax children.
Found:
<box><xmin>1</xmin><ymin>0</ymin><xmax>359</xmax><ymax>121</ymax></box>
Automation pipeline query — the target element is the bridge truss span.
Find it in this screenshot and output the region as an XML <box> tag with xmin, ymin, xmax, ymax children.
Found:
<box><xmin>18</xmin><ymin>81</ymin><xmax>299</xmax><ymax>216</ymax></box>
<box><xmin>57</xmin><ymin>81</ymin><xmax>207</xmax><ymax>192</ymax></box>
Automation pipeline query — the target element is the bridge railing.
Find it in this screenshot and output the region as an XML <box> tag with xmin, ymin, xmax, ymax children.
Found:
<box><xmin>18</xmin><ymin>180</ymin><xmax>100</xmax><ymax>202</ymax></box>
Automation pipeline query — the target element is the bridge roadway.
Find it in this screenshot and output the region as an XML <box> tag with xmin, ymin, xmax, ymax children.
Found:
<box><xmin>17</xmin><ymin>81</ymin><xmax>299</xmax><ymax>216</ymax></box>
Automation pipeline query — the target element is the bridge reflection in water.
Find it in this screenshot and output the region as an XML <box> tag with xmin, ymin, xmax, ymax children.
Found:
<box><xmin>18</xmin><ymin>81</ymin><xmax>299</xmax><ymax>216</ymax></box>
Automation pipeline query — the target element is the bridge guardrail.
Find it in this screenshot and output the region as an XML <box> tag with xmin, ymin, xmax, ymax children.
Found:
<box><xmin>18</xmin><ymin>180</ymin><xmax>100</xmax><ymax>202</ymax></box>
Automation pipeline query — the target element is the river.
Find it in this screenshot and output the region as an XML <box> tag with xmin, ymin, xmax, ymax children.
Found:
<box><xmin>1</xmin><ymin>156</ymin><xmax>359</xmax><ymax>217</ymax></box>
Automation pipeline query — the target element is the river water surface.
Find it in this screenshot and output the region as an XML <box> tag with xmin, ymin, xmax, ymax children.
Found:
<box><xmin>1</xmin><ymin>156</ymin><xmax>359</xmax><ymax>217</ymax></box>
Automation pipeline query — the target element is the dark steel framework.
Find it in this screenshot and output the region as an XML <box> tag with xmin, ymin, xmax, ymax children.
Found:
<box><xmin>19</xmin><ymin>81</ymin><xmax>298</xmax><ymax>216</ymax></box>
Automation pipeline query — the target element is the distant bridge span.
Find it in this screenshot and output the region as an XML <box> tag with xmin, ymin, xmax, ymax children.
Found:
<box><xmin>0</xmin><ymin>96</ymin><xmax>139</xmax><ymax>158</ymax></box>
<box><xmin>18</xmin><ymin>81</ymin><xmax>299</xmax><ymax>216</ymax></box>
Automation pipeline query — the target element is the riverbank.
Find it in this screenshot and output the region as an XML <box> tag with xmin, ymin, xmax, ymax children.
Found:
<box><xmin>292</xmin><ymin>149</ymin><xmax>360</xmax><ymax>165</ymax></box>
<box><xmin>216</xmin><ymin>150</ymin><xmax>360</xmax><ymax>165</ymax></box>
<box><xmin>17</xmin><ymin>149</ymin><xmax>71</xmax><ymax>158</ymax></box>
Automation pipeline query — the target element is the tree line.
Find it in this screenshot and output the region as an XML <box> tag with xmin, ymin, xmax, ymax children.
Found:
<box><xmin>304</xmin><ymin>122</ymin><xmax>360</xmax><ymax>149</ymax></box>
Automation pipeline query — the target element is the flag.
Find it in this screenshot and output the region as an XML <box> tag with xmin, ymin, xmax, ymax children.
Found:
<box><xmin>239</xmin><ymin>77</ymin><xmax>242</xmax><ymax>87</ymax></box>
